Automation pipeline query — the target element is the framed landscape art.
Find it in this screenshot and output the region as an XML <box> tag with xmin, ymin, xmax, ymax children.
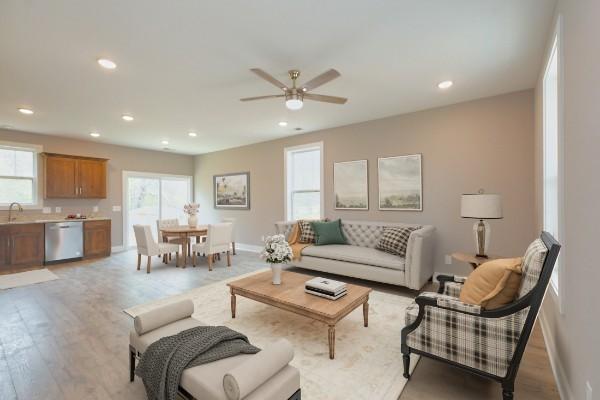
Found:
<box><xmin>214</xmin><ymin>172</ymin><xmax>250</xmax><ymax>209</ymax></box>
<box><xmin>334</xmin><ymin>160</ymin><xmax>369</xmax><ymax>210</ymax></box>
<box><xmin>378</xmin><ymin>154</ymin><xmax>422</xmax><ymax>211</ymax></box>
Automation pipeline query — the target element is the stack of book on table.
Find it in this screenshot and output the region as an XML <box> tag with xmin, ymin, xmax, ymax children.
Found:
<box><xmin>305</xmin><ymin>277</ymin><xmax>347</xmax><ymax>300</ymax></box>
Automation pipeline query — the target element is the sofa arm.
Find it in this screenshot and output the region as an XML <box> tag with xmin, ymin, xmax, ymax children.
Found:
<box><xmin>223</xmin><ymin>338</ymin><xmax>294</xmax><ymax>400</ymax></box>
<box><xmin>436</xmin><ymin>275</ymin><xmax>467</xmax><ymax>295</ymax></box>
<box><xmin>417</xmin><ymin>292</ymin><xmax>481</xmax><ymax>315</ymax></box>
<box><xmin>274</xmin><ymin>221</ymin><xmax>297</xmax><ymax>241</ymax></box>
<box><xmin>404</xmin><ymin>226</ymin><xmax>435</xmax><ymax>290</ymax></box>
<box><xmin>133</xmin><ymin>299</ymin><xmax>194</xmax><ymax>335</ymax></box>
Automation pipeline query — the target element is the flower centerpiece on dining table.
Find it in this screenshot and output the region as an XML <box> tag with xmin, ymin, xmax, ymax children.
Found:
<box><xmin>260</xmin><ymin>234</ymin><xmax>293</xmax><ymax>285</ymax></box>
<box><xmin>183</xmin><ymin>203</ymin><xmax>200</xmax><ymax>227</ymax></box>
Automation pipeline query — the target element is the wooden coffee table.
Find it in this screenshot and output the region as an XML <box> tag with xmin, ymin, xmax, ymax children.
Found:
<box><xmin>227</xmin><ymin>270</ymin><xmax>372</xmax><ymax>359</ymax></box>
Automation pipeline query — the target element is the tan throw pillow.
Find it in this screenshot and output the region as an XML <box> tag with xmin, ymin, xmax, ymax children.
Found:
<box><xmin>459</xmin><ymin>257</ymin><xmax>523</xmax><ymax>310</ymax></box>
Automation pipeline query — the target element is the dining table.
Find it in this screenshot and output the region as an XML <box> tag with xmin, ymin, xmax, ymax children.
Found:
<box><xmin>160</xmin><ymin>225</ymin><xmax>208</xmax><ymax>267</ymax></box>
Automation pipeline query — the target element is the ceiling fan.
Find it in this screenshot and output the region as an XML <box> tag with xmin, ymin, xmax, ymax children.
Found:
<box><xmin>241</xmin><ymin>68</ymin><xmax>347</xmax><ymax>110</ymax></box>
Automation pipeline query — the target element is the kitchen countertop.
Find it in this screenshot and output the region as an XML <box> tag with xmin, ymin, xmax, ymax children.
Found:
<box><xmin>0</xmin><ymin>217</ymin><xmax>111</xmax><ymax>226</ymax></box>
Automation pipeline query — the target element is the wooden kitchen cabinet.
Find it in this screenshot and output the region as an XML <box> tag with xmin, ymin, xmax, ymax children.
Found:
<box><xmin>42</xmin><ymin>153</ymin><xmax>108</xmax><ymax>199</ymax></box>
<box><xmin>0</xmin><ymin>224</ymin><xmax>44</xmax><ymax>273</ymax></box>
<box><xmin>84</xmin><ymin>220</ymin><xmax>111</xmax><ymax>259</ymax></box>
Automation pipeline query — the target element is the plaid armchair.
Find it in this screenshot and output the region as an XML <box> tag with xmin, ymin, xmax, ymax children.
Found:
<box><xmin>401</xmin><ymin>232</ymin><xmax>560</xmax><ymax>400</ymax></box>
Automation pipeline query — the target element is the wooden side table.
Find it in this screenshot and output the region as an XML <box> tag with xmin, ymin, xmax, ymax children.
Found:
<box><xmin>451</xmin><ymin>252</ymin><xmax>503</xmax><ymax>269</ymax></box>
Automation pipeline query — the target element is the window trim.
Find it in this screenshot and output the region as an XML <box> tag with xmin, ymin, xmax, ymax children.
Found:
<box><xmin>0</xmin><ymin>141</ymin><xmax>43</xmax><ymax>209</ymax></box>
<box><xmin>283</xmin><ymin>141</ymin><xmax>324</xmax><ymax>221</ymax></box>
<box><xmin>122</xmin><ymin>170</ymin><xmax>194</xmax><ymax>248</ymax></box>
<box><xmin>541</xmin><ymin>15</ymin><xmax>564</xmax><ymax>312</ymax></box>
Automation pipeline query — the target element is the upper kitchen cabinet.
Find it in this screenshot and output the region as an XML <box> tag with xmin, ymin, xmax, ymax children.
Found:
<box><xmin>42</xmin><ymin>153</ymin><xmax>108</xmax><ymax>199</ymax></box>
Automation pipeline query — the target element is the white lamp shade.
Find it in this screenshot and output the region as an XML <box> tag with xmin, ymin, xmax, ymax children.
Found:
<box><xmin>461</xmin><ymin>194</ymin><xmax>503</xmax><ymax>219</ymax></box>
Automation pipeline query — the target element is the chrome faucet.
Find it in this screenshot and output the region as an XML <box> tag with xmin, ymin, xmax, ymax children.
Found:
<box><xmin>8</xmin><ymin>202</ymin><xmax>23</xmax><ymax>222</ymax></box>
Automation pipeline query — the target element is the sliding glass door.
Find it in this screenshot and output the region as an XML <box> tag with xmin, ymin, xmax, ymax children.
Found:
<box><xmin>124</xmin><ymin>172</ymin><xmax>192</xmax><ymax>248</ymax></box>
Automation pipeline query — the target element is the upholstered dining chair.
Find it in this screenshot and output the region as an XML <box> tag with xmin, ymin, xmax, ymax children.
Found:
<box><xmin>191</xmin><ymin>223</ymin><xmax>233</xmax><ymax>271</ymax></box>
<box><xmin>222</xmin><ymin>217</ymin><xmax>236</xmax><ymax>255</ymax></box>
<box><xmin>133</xmin><ymin>225</ymin><xmax>181</xmax><ymax>273</ymax></box>
<box><xmin>400</xmin><ymin>232</ymin><xmax>560</xmax><ymax>400</ymax></box>
<box><xmin>157</xmin><ymin>218</ymin><xmax>189</xmax><ymax>262</ymax></box>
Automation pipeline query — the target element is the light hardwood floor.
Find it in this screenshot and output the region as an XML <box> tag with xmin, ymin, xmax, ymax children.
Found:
<box><xmin>0</xmin><ymin>250</ymin><xmax>559</xmax><ymax>400</ymax></box>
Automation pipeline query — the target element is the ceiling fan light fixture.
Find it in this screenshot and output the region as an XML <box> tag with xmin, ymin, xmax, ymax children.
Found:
<box><xmin>285</xmin><ymin>93</ymin><xmax>303</xmax><ymax>110</ymax></box>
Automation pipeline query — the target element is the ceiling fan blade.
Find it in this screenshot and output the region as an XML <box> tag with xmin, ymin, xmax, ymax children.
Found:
<box><xmin>303</xmin><ymin>93</ymin><xmax>347</xmax><ymax>104</ymax></box>
<box><xmin>301</xmin><ymin>69</ymin><xmax>341</xmax><ymax>92</ymax></box>
<box><xmin>250</xmin><ymin>68</ymin><xmax>288</xmax><ymax>91</ymax></box>
<box><xmin>240</xmin><ymin>94</ymin><xmax>285</xmax><ymax>102</ymax></box>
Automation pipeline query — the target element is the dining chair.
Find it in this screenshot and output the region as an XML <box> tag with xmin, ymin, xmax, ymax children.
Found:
<box><xmin>191</xmin><ymin>223</ymin><xmax>233</xmax><ymax>271</ymax></box>
<box><xmin>133</xmin><ymin>225</ymin><xmax>180</xmax><ymax>273</ymax></box>
<box><xmin>157</xmin><ymin>218</ymin><xmax>188</xmax><ymax>262</ymax></box>
<box><xmin>222</xmin><ymin>217</ymin><xmax>236</xmax><ymax>255</ymax></box>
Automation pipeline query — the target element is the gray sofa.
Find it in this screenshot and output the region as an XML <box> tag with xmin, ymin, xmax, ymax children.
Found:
<box><xmin>275</xmin><ymin>220</ymin><xmax>435</xmax><ymax>290</ymax></box>
<box><xmin>129</xmin><ymin>300</ymin><xmax>301</xmax><ymax>400</ymax></box>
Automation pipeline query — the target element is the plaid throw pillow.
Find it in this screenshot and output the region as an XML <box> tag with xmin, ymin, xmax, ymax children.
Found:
<box><xmin>299</xmin><ymin>220</ymin><xmax>321</xmax><ymax>243</ymax></box>
<box><xmin>376</xmin><ymin>226</ymin><xmax>421</xmax><ymax>257</ymax></box>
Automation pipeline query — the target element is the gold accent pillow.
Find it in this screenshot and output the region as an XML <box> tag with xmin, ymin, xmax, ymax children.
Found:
<box><xmin>459</xmin><ymin>257</ymin><xmax>523</xmax><ymax>310</ymax></box>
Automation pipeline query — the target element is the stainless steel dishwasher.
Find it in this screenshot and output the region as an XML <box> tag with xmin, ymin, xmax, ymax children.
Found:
<box><xmin>45</xmin><ymin>221</ymin><xmax>83</xmax><ymax>263</ymax></box>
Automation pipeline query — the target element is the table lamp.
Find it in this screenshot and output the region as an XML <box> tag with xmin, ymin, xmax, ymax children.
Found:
<box><xmin>461</xmin><ymin>192</ymin><xmax>503</xmax><ymax>257</ymax></box>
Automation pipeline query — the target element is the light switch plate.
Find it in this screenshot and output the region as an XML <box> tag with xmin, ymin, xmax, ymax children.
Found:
<box><xmin>55</xmin><ymin>207</ymin><xmax>62</xmax><ymax>213</ymax></box>
<box><xmin>112</xmin><ymin>205</ymin><xmax>121</xmax><ymax>212</ymax></box>
<box><xmin>586</xmin><ymin>381</ymin><xmax>592</xmax><ymax>400</ymax></box>
<box><xmin>93</xmin><ymin>206</ymin><xmax>99</xmax><ymax>213</ymax></box>
<box><xmin>42</xmin><ymin>207</ymin><xmax>51</xmax><ymax>214</ymax></box>
<box><xmin>445</xmin><ymin>255</ymin><xmax>452</xmax><ymax>265</ymax></box>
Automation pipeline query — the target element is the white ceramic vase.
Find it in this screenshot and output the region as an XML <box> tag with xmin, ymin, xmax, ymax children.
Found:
<box><xmin>188</xmin><ymin>215</ymin><xmax>198</xmax><ymax>228</ymax></box>
<box><xmin>271</xmin><ymin>263</ymin><xmax>282</xmax><ymax>285</ymax></box>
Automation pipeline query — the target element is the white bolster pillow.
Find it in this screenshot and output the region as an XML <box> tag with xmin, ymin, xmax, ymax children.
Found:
<box><xmin>222</xmin><ymin>338</ymin><xmax>294</xmax><ymax>400</ymax></box>
<box><xmin>134</xmin><ymin>299</ymin><xmax>194</xmax><ymax>335</ymax></box>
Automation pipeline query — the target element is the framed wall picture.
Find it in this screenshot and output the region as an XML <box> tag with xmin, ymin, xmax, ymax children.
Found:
<box><xmin>378</xmin><ymin>154</ymin><xmax>422</xmax><ymax>211</ymax></box>
<box><xmin>334</xmin><ymin>159</ymin><xmax>369</xmax><ymax>210</ymax></box>
<box><xmin>213</xmin><ymin>172</ymin><xmax>250</xmax><ymax>209</ymax></box>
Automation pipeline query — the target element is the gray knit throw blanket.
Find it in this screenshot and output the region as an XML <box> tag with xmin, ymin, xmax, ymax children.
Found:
<box><xmin>135</xmin><ymin>326</ymin><xmax>260</xmax><ymax>400</ymax></box>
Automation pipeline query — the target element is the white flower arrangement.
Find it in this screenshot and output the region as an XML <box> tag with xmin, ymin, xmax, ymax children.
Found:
<box><xmin>183</xmin><ymin>203</ymin><xmax>199</xmax><ymax>216</ymax></box>
<box><xmin>260</xmin><ymin>234</ymin><xmax>293</xmax><ymax>264</ymax></box>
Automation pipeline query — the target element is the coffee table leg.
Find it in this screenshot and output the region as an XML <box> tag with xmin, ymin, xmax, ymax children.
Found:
<box><xmin>363</xmin><ymin>301</ymin><xmax>369</xmax><ymax>327</ymax></box>
<box><xmin>328</xmin><ymin>325</ymin><xmax>335</xmax><ymax>359</ymax></box>
<box><xmin>231</xmin><ymin>293</ymin><xmax>236</xmax><ymax>318</ymax></box>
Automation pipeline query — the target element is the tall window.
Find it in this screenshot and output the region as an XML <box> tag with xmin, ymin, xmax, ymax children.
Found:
<box><xmin>123</xmin><ymin>172</ymin><xmax>192</xmax><ymax>247</ymax></box>
<box><xmin>543</xmin><ymin>30</ymin><xmax>561</xmax><ymax>290</ymax></box>
<box><xmin>0</xmin><ymin>143</ymin><xmax>40</xmax><ymax>206</ymax></box>
<box><xmin>285</xmin><ymin>142</ymin><xmax>323</xmax><ymax>221</ymax></box>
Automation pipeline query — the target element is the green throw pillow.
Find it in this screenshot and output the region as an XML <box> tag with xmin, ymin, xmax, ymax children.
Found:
<box><xmin>310</xmin><ymin>219</ymin><xmax>347</xmax><ymax>246</ymax></box>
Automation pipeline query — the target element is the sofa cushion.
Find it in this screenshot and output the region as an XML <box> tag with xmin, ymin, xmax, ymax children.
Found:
<box><xmin>376</xmin><ymin>226</ymin><xmax>421</xmax><ymax>257</ymax></box>
<box><xmin>299</xmin><ymin>220</ymin><xmax>319</xmax><ymax>243</ymax></box>
<box><xmin>311</xmin><ymin>219</ymin><xmax>347</xmax><ymax>245</ymax></box>
<box><xmin>301</xmin><ymin>244</ymin><xmax>405</xmax><ymax>270</ymax></box>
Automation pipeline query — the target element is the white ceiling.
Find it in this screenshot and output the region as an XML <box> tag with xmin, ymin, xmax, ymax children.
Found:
<box><xmin>0</xmin><ymin>0</ymin><xmax>556</xmax><ymax>155</ymax></box>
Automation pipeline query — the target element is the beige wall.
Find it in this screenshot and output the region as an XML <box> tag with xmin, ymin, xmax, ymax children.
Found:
<box><xmin>195</xmin><ymin>90</ymin><xmax>536</xmax><ymax>276</ymax></box>
<box><xmin>0</xmin><ymin>128</ymin><xmax>195</xmax><ymax>247</ymax></box>
<box><xmin>535</xmin><ymin>1</ymin><xmax>600</xmax><ymax>399</ymax></box>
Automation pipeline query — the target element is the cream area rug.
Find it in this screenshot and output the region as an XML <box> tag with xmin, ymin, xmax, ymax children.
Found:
<box><xmin>0</xmin><ymin>268</ymin><xmax>59</xmax><ymax>290</ymax></box>
<box><xmin>124</xmin><ymin>269</ymin><xmax>419</xmax><ymax>400</ymax></box>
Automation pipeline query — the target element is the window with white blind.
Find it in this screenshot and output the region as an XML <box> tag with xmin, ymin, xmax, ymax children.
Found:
<box><xmin>285</xmin><ymin>142</ymin><xmax>323</xmax><ymax>221</ymax></box>
<box><xmin>0</xmin><ymin>142</ymin><xmax>41</xmax><ymax>206</ymax></box>
<box><xmin>542</xmin><ymin>24</ymin><xmax>562</xmax><ymax>293</ymax></box>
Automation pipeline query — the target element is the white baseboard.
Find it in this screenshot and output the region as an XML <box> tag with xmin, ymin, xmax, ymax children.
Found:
<box><xmin>235</xmin><ymin>243</ymin><xmax>262</xmax><ymax>253</ymax></box>
<box><xmin>539</xmin><ymin>302</ymin><xmax>573</xmax><ymax>400</ymax></box>
<box><xmin>111</xmin><ymin>245</ymin><xmax>126</xmax><ymax>253</ymax></box>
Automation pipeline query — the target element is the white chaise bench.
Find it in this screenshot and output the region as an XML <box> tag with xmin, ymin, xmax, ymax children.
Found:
<box><xmin>129</xmin><ymin>299</ymin><xmax>301</xmax><ymax>400</ymax></box>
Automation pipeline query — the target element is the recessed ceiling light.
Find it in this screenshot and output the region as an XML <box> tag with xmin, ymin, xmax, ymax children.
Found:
<box><xmin>437</xmin><ymin>80</ymin><xmax>453</xmax><ymax>89</ymax></box>
<box><xmin>161</xmin><ymin>140</ymin><xmax>169</xmax><ymax>145</ymax></box>
<box><xmin>278</xmin><ymin>121</ymin><xmax>288</xmax><ymax>127</ymax></box>
<box><xmin>90</xmin><ymin>132</ymin><xmax>100</xmax><ymax>138</ymax></box>
<box><xmin>97</xmin><ymin>58</ymin><xmax>117</xmax><ymax>70</ymax></box>
<box><xmin>122</xmin><ymin>114</ymin><xmax>134</xmax><ymax>121</ymax></box>
<box><xmin>18</xmin><ymin>107</ymin><xmax>34</xmax><ymax>115</ymax></box>
<box><xmin>188</xmin><ymin>132</ymin><xmax>197</xmax><ymax>137</ymax></box>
